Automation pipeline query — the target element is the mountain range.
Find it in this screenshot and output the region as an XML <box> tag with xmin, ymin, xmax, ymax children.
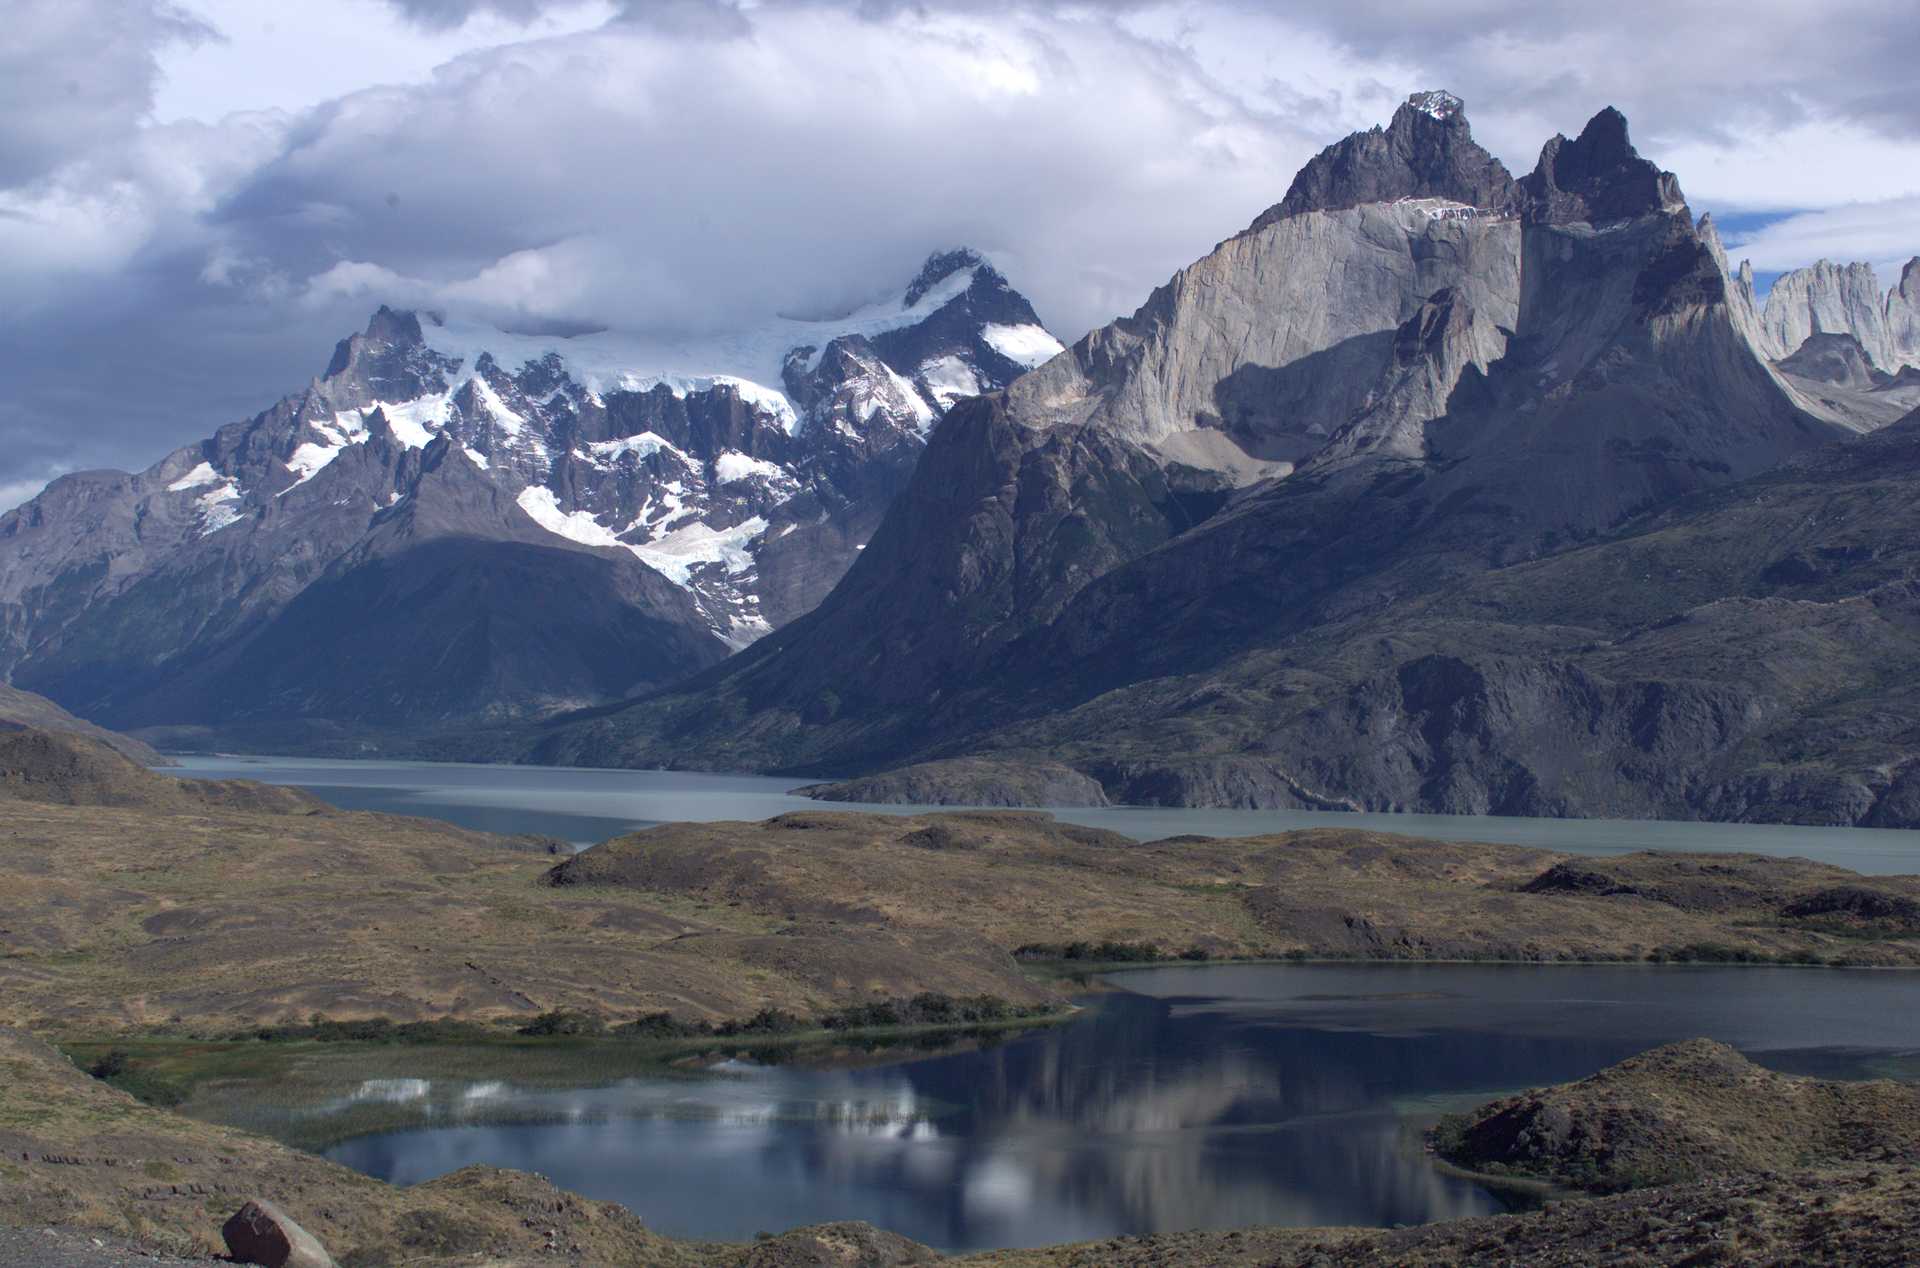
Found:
<box><xmin>509</xmin><ymin>92</ymin><xmax>1920</xmax><ymax>827</ymax></box>
<box><xmin>0</xmin><ymin>250</ymin><xmax>1059</xmax><ymax>747</ymax></box>
<box><xmin>6</xmin><ymin>90</ymin><xmax>1920</xmax><ymax>827</ymax></box>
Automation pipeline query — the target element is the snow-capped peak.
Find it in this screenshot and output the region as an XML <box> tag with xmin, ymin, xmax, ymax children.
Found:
<box><xmin>1407</xmin><ymin>90</ymin><xmax>1465</xmax><ymax>122</ymax></box>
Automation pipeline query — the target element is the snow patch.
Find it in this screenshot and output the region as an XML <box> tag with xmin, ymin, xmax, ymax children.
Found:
<box><xmin>714</xmin><ymin>451</ymin><xmax>791</xmax><ymax>485</ymax></box>
<box><xmin>587</xmin><ymin>432</ymin><xmax>686</xmax><ymax>465</ymax></box>
<box><xmin>722</xmin><ymin>613</ymin><xmax>773</xmax><ymax>650</ymax></box>
<box><xmin>167</xmin><ymin>462</ymin><xmax>221</xmax><ymax>493</ymax></box>
<box><xmin>918</xmin><ymin>354</ymin><xmax>983</xmax><ymax>409</ymax></box>
<box><xmin>631</xmin><ymin>515</ymin><xmax>768</xmax><ymax>587</ymax></box>
<box><xmin>463</xmin><ymin>446</ymin><xmax>490</xmax><ymax>470</ymax></box>
<box><xmin>195</xmin><ymin>480</ymin><xmax>245</xmax><ymax>535</ymax></box>
<box><xmin>981</xmin><ymin>323</ymin><xmax>1064</xmax><ymax>369</ymax></box>
<box><xmin>285</xmin><ymin>442</ymin><xmax>342</xmax><ymax>487</ymax></box>
<box><xmin>516</xmin><ymin>486</ymin><xmax>625</xmax><ymax>550</ymax></box>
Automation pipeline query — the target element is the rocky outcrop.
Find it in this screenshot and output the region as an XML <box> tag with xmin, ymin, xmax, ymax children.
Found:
<box><xmin>1433</xmin><ymin>1040</ymin><xmax>1920</xmax><ymax>1192</ymax></box>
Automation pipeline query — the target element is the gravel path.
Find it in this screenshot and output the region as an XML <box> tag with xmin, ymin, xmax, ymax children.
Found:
<box><xmin>0</xmin><ymin>1227</ymin><xmax>214</xmax><ymax>1267</ymax></box>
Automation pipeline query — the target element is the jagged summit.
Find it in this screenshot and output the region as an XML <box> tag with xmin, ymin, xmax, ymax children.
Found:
<box><xmin>1406</xmin><ymin>89</ymin><xmax>1465</xmax><ymax>121</ymax></box>
<box><xmin>1255</xmin><ymin>97</ymin><xmax>1688</xmax><ymax>233</ymax></box>
<box><xmin>904</xmin><ymin>248</ymin><xmax>988</xmax><ymax>306</ymax></box>
<box><xmin>1254</xmin><ymin>90</ymin><xmax>1519</xmax><ymax>227</ymax></box>
<box><xmin>1521</xmin><ymin>106</ymin><xmax>1685</xmax><ymax>225</ymax></box>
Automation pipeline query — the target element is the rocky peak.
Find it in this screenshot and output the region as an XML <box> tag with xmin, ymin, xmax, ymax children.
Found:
<box><xmin>1254</xmin><ymin>90</ymin><xmax>1519</xmax><ymax>228</ymax></box>
<box><xmin>323</xmin><ymin>306</ymin><xmax>426</xmax><ymax>378</ymax></box>
<box><xmin>904</xmin><ymin>248</ymin><xmax>987</xmax><ymax>306</ymax></box>
<box><xmin>1521</xmin><ymin>106</ymin><xmax>1685</xmax><ymax>225</ymax></box>
<box><xmin>1406</xmin><ymin>89</ymin><xmax>1465</xmax><ymax>122</ymax></box>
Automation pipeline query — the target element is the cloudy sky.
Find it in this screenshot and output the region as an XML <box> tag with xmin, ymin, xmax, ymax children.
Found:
<box><xmin>3</xmin><ymin>0</ymin><xmax>1916</xmax><ymax>509</ymax></box>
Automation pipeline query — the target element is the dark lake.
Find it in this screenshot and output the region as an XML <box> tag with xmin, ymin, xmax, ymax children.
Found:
<box><xmin>318</xmin><ymin>963</ymin><xmax>1920</xmax><ymax>1251</ymax></box>
<box><xmin>174</xmin><ymin>754</ymin><xmax>1920</xmax><ymax>873</ymax></box>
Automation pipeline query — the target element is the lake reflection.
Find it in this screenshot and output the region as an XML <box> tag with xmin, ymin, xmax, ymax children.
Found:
<box><xmin>322</xmin><ymin>963</ymin><xmax>1920</xmax><ymax>1250</ymax></box>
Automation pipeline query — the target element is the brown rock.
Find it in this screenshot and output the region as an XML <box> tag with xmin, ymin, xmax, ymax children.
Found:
<box><xmin>221</xmin><ymin>1199</ymin><xmax>336</xmax><ymax>1268</ymax></box>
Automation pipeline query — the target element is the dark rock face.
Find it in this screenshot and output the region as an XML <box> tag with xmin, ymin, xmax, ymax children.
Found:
<box><xmin>1520</xmin><ymin>106</ymin><xmax>1686</xmax><ymax>225</ymax></box>
<box><xmin>0</xmin><ymin>251</ymin><xmax>1057</xmax><ymax>743</ymax></box>
<box><xmin>1256</xmin><ymin>90</ymin><xmax>1520</xmax><ymax>226</ymax></box>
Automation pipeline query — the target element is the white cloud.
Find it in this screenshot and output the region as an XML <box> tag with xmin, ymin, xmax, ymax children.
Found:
<box><xmin>1722</xmin><ymin>198</ymin><xmax>1920</xmax><ymax>285</ymax></box>
<box><xmin>152</xmin><ymin>0</ymin><xmax>619</xmax><ymax>124</ymax></box>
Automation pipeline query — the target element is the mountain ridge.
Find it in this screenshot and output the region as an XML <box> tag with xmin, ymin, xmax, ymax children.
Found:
<box><xmin>0</xmin><ymin>249</ymin><xmax>1061</xmax><ymax>743</ymax></box>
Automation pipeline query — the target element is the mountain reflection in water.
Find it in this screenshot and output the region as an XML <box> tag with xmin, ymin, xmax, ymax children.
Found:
<box><xmin>324</xmin><ymin>963</ymin><xmax>1920</xmax><ymax>1250</ymax></box>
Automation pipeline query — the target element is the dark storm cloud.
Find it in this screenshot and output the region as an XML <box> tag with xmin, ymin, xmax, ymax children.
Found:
<box><xmin>0</xmin><ymin>0</ymin><xmax>215</xmax><ymax>185</ymax></box>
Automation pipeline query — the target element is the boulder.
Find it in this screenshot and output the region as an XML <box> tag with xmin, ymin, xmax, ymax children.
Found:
<box><xmin>221</xmin><ymin>1199</ymin><xmax>336</xmax><ymax>1268</ymax></box>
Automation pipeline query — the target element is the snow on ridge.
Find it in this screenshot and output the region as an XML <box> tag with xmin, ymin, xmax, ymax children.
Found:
<box><xmin>167</xmin><ymin>462</ymin><xmax>221</xmax><ymax>493</ymax></box>
<box><xmin>586</xmin><ymin>432</ymin><xmax>686</xmax><ymax>466</ymax></box>
<box><xmin>345</xmin><ymin>394</ymin><xmax>452</xmax><ymax>450</ymax></box>
<box><xmin>469</xmin><ymin>375</ymin><xmax>528</xmax><ymax>438</ymax></box>
<box><xmin>416</xmin><ymin>265</ymin><xmax>986</xmax><ymax>434</ymax></box>
<box><xmin>286</xmin><ymin>442</ymin><xmax>342</xmax><ymax>487</ymax></box>
<box><xmin>981</xmin><ymin>323</ymin><xmax>1065</xmax><ymax>369</ymax></box>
